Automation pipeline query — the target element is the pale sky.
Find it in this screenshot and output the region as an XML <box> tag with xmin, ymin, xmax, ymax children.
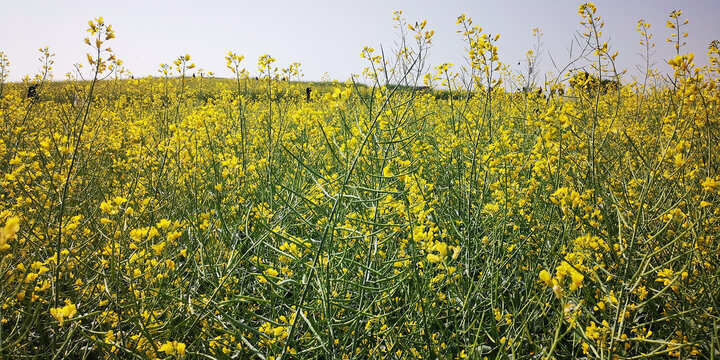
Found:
<box><xmin>1</xmin><ymin>0</ymin><xmax>719</xmax><ymax>85</ymax></box>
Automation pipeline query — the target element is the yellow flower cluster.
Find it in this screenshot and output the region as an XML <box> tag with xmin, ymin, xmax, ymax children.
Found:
<box><xmin>50</xmin><ymin>300</ymin><xmax>77</xmax><ymax>326</ymax></box>
<box><xmin>0</xmin><ymin>4</ymin><xmax>718</xmax><ymax>359</ymax></box>
<box><xmin>0</xmin><ymin>214</ymin><xmax>20</xmax><ymax>251</ymax></box>
<box><xmin>159</xmin><ymin>341</ymin><xmax>187</xmax><ymax>357</ymax></box>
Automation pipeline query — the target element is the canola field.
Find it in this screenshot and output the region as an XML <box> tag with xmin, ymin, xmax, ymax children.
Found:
<box><xmin>1</xmin><ymin>5</ymin><xmax>719</xmax><ymax>359</ymax></box>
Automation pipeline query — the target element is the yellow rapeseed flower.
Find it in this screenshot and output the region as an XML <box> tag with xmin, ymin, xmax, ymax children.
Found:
<box><xmin>539</xmin><ymin>270</ymin><xmax>553</xmax><ymax>286</ymax></box>
<box><xmin>159</xmin><ymin>341</ymin><xmax>187</xmax><ymax>357</ymax></box>
<box><xmin>0</xmin><ymin>216</ymin><xmax>20</xmax><ymax>251</ymax></box>
<box><xmin>569</xmin><ymin>271</ymin><xmax>585</xmax><ymax>291</ymax></box>
<box><xmin>50</xmin><ymin>300</ymin><xmax>78</xmax><ymax>326</ymax></box>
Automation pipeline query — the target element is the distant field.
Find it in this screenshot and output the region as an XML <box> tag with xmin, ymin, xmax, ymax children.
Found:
<box><xmin>1</xmin><ymin>6</ymin><xmax>718</xmax><ymax>360</ymax></box>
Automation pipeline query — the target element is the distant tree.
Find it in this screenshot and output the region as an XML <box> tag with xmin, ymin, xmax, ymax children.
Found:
<box><xmin>569</xmin><ymin>71</ymin><xmax>619</xmax><ymax>96</ymax></box>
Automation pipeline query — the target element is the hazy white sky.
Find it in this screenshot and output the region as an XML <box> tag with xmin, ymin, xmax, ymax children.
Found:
<box><xmin>1</xmin><ymin>0</ymin><xmax>719</xmax><ymax>84</ymax></box>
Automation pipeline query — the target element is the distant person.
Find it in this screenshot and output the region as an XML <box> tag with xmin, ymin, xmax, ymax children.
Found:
<box><xmin>74</xmin><ymin>89</ymin><xmax>84</xmax><ymax>109</ymax></box>
<box><xmin>27</xmin><ymin>84</ymin><xmax>38</xmax><ymax>101</ymax></box>
<box><xmin>306</xmin><ymin>87</ymin><xmax>311</xmax><ymax>102</ymax></box>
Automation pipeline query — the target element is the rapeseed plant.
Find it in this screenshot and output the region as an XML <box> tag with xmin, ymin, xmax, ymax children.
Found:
<box><xmin>0</xmin><ymin>4</ymin><xmax>718</xmax><ymax>359</ymax></box>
